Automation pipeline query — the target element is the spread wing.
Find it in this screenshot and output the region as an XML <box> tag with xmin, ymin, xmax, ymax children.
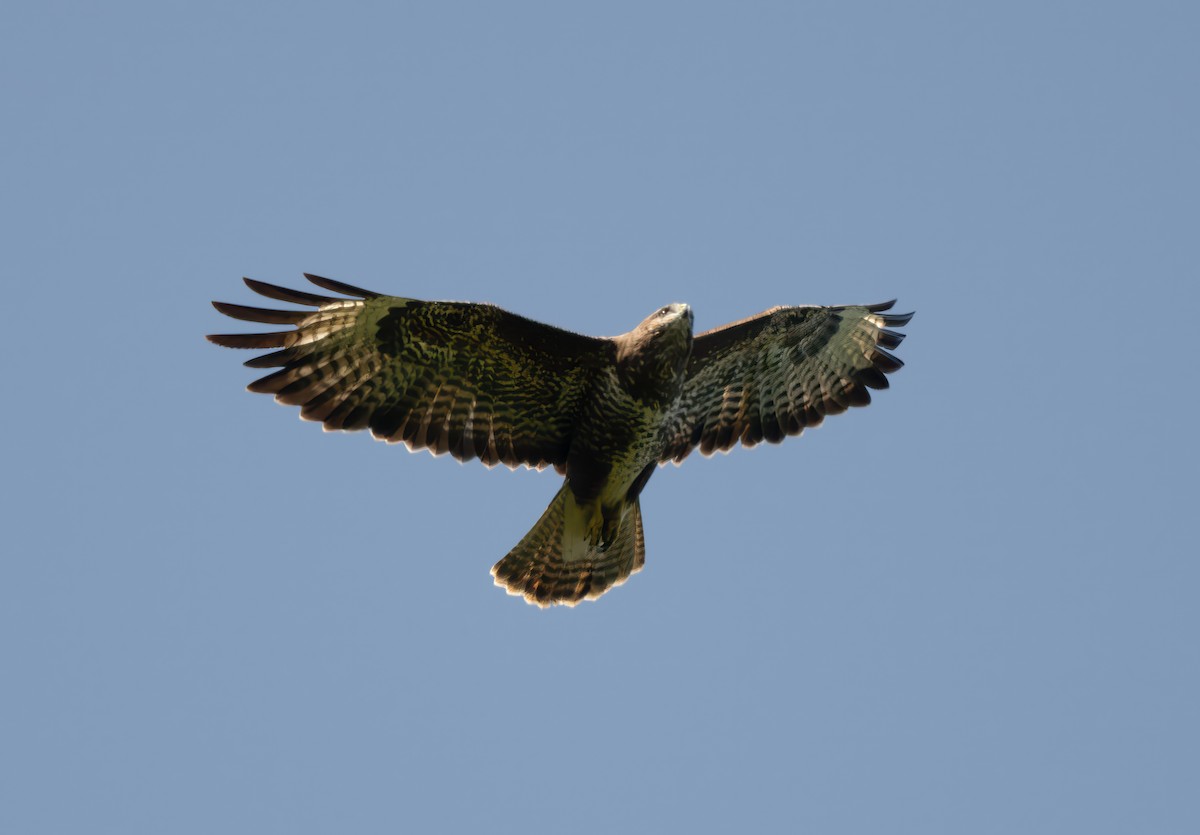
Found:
<box><xmin>208</xmin><ymin>274</ymin><xmax>612</xmax><ymax>471</ymax></box>
<box><xmin>660</xmin><ymin>301</ymin><xmax>913</xmax><ymax>463</ymax></box>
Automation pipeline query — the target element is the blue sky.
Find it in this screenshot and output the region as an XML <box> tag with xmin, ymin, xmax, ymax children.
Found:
<box><xmin>3</xmin><ymin>2</ymin><xmax>1197</xmax><ymax>832</ymax></box>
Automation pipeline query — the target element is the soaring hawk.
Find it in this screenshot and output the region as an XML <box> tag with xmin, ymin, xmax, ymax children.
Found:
<box><xmin>209</xmin><ymin>274</ymin><xmax>913</xmax><ymax>607</ymax></box>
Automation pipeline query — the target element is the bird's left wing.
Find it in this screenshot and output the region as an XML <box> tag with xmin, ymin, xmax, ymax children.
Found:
<box><xmin>208</xmin><ymin>274</ymin><xmax>612</xmax><ymax>472</ymax></box>
<box><xmin>660</xmin><ymin>301</ymin><xmax>913</xmax><ymax>463</ymax></box>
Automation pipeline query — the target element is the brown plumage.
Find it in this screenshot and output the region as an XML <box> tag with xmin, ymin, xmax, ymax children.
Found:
<box><xmin>209</xmin><ymin>274</ymin><xmax>913</xmax><ymax>607</ymax></box>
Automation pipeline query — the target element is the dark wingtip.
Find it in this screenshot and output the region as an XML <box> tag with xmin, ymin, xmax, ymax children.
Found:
<box><xmin>206</xmin><ymin>331</ymin><xmax>290</xmax><ymax>349</ymax></box>
<box><xmin>864</xmin><ymin>299</ymin><xmax>897</xmax><ymax>312</ymax></box>
<box><xmin>879</xmin><ymin>310</ymin><xmax>914</xmax><ymax>327</ymax></box>
<box><xmin>303</xmin><ymin>273</ymin><xmax>380</xmax><ymax>298</ymax></box>
<box><xmin>212</xmin><ymin>301</ymin><xmax>308</xmax><ymax>325</ymax></box>
<box><xmin>872</xmin><ymin>347</ymin><xmax>905</xmax><ymax>373</ymax></box>
<box><xmin>243</xmin><ymin>277</ymin><xmax>335</xmax><ymax>306</ymax></box>
<box><xmin>858</xmin><ymin>367</ymin><xmax>890</xmax><ymax>390</ymax></box>
<box><xmin>242</xmin><ymin>348</ymin><xmax>297</xmax><ymax>368</ymax></box>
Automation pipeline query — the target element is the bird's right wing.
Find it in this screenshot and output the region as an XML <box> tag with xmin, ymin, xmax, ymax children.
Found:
<box><xmin>208</xmin><ymin>274</ymin><xmax>612</xmax><ymax>472</ymax></box>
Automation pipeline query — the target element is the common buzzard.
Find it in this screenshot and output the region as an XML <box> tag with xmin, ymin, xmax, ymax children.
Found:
<box><xmin>209</xmin><ymin>274</ymin><xmax>913</xmax><ymax>607</ymax></box>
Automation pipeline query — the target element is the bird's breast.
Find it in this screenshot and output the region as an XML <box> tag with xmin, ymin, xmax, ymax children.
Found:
<box><xmin>565</xmin><ymin>368</ymin><xmax>672</xmax><ymax>505</ymax></box>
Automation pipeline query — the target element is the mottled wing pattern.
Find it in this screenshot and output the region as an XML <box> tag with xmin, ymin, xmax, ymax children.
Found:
<box><xmin>208</xmin><ymin>274</ymin><xmax>612</xmax><ymax>471</ymax></box>
<box><xmin>660</xmin><ymin>301</ymin><xmax>913</xmax><ymax>463</ymax></box>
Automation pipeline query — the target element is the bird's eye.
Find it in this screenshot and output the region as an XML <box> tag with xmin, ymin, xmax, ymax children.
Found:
<box><xmin>659</xmin><ymin>306</ymin><xmax>671</xmax><ymax>315</ymax></box>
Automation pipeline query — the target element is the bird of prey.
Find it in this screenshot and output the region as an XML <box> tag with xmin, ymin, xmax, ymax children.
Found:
<box><xmin>208</xmin><ymin>274</ymin><xmax>913</xmax><ymax>607</ymax></box>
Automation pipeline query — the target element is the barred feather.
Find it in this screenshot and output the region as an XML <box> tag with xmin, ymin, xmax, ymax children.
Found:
<box><xmin>491</xmin><ymin>486</ymin><xmax>645</xmax><ymax>607</ymax></box>
<box><xmin>208</xmin><ymin>275</ymin><xmax>612</xmax><ymax>472</ymax></box>
<box><xmin>661</xmin><ymin>302</ymin><xmax>913</xmax><ymax>462</ymax></box>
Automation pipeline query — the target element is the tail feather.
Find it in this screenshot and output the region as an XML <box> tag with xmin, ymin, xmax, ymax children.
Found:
<box><xmin>492</xmin><ymin>486</ymin><xmax>645</xmax><ymax>607</ymax></box>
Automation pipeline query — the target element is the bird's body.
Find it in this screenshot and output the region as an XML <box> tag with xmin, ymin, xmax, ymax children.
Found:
<box><xmin>563</xmin><ymin>304</ymin><xmax>692</xmax><ymax>532</ymax></box>
<box><xmin>209</xmin><ymin>274</ymin><xmax>912</xmax><ymax>606</ymax></box>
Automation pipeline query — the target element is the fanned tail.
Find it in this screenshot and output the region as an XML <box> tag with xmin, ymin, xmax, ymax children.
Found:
<box><xmin>492</xmin><ymin>485</ymin><xmax>645</xmax><ymax>607</ymax></box>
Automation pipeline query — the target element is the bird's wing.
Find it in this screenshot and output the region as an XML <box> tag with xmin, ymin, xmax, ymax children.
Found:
<box><xmin>660</xmin><ymin>301</ymin><xmax>913</xmax><ymax>463</ymax></box>
<box><xmin>208</xmin><ymin>274</ymin><xmax>612</xmax><ymax>471</ymax></box>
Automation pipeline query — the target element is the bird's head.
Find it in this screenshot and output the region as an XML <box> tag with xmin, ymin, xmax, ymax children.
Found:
<box><xmin>614</xmin><ymin>303</ymin><xmax>695</xmax><ymax>398</ymax></box>
<box><xmin>640</xmin><ymin>303</ymin><xmax>694</xmax><ymax>362</ymax></box>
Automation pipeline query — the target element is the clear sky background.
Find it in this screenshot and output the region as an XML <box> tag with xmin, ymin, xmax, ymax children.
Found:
<box><xmin>3</xmin><ymin>2</ymin><xmax>1197</xmax><ymax>833</ymax></box>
